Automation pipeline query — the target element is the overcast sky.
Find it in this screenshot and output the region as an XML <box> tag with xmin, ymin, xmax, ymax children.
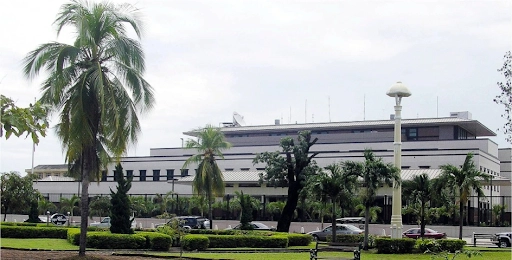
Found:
<box><xmin>1</xmin><ymin>0</ymin><xmax>511</xmax><ymax>174</ymax></box>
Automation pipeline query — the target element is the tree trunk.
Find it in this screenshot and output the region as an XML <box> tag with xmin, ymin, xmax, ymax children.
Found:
<box><xmin>331</xmin><ymin>200</ymin><xmax>336</xmax><ymax>242</ymax></box>
<box><xmin>364</xmin><ymin>206</ymin><xmax>370</xmax><ymax>250</ymax></box>
<box><xmin>208</xmin><ymin>195</ymin><xmax>213</xmax><ymax>230</ymax></box>
<box><xmin>459</xmin><ymin>199</ymin><xmax>464</xmax><ymax>240</ymax></box>
<box><xmin>3</xmin><ymin>208</ymin><xmax>8</xmax><ymax>222</ymax></box>
<box><xmin>420</xmin><ymin>200</ymin><xmax>425</xmax><ymax>238</ymax></box>
<box><xmin>277</xmin><ymin>181</ymin><xmax>300</xmax><ymax>232</ymax></box>
<box><xmin>320</xmin><ymin>203</ymin><xmax>324</xmax><ymax>229</ymax></box>
<box><xmin>79</xmin><ymin>170</ymin><xmax>90</xmax><ymax>256</ymax></box>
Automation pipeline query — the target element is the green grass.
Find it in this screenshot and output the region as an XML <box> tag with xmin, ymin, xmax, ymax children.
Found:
<box><xmin>154</xmin><ymin>251</ymin><xmax>512</xmax><ymax>260</ymax></box>
<box><xmin>0</xmin><ymin>238</ymin><xmax>79</xmax><ymax>250</ymax></box>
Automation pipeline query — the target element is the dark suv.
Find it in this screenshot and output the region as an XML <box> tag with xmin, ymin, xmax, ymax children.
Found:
<box><xmin>156</xmin><ymin>216</ymin><xmax>208</xmax><ymax>229</ymax></box>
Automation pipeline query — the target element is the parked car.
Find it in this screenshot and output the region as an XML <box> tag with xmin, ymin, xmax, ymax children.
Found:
<box><xmin>307</xmin><ymin>224</ymin><xmax>363</xmax><ymax>241</ymax></box>
<box><xmin>155</xmin><ymin>216</ymin><xmax>208</xmax><ymax>229</ymax></box>
<box><xmin>225</xmin><ymin>222</ymin><xmax>276</xmax><ymax>231</ymax></box>
<box><xmin>402</xmin><ymin>228</ymin><xmax>446</xmax><ymax>239</ymax></box>
<box><xmin>90</xmin><ymin>217</ymin><xmax>137</xmax><ymax>228</ymax></box>
<box><xmin>492</xmin><ymin>232</ymin><xmax>511</xmax><ymax>248</ymax></box>
<box><xmin>336</xmin><ymin>217</ymin><xmax>365</xmax><ymax>230</ymax></box>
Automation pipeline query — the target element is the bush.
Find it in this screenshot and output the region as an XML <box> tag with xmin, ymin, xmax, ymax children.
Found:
<box><xmin>67</xmin><ymin>228</ymin><xmax>80</xmax><ymax>245</ymax></box>
<box><xmin>436</xmin><ymin>239</ymin><xmax>466</xmax><ymax>253</ymax></box>
<box><xmin>87</xmin><ymin>232</ymin><xmax>146</xmax><ymax>249</ymax></box>
<box><xmin>181</xmin><ymin>234</ymin><xmax>209</xmax><ymax>251</ymax></box>
<box><xmin>1</xmin><ymin>222</ymin><xmax>38</xmax><ymax>227</ymax></box>
<box><xmin>188</xmin><ymin>229</ymin><xmax>236</xmax><ymax>235</ymax></box>
<box><xmin>285</xmin><ymin>234</ymin><xmax>312</xmax><ymax>246</ymax></box>
<box><xmin>415</xmin><ymin>239</ymin><xmax>440</xmax><ymax>253</ymax></box>
<box><xmin>375</xmin><ymin>238</ymin><xmax>416</xmax><ymax>254</ymax></box>
<box><xmin>205</xmin><ymin>234</ymin><xmax>288</xmax><ymax>248</ymax></box>
<box><xmin>1</xmin><ymin>225</ymin><xmax>67</xmax><ymax>238</ymax></box>
<box><xmin>325</xmin><ymin>234</ymin><xmax>375</xmax><ymax>248</ymax></box>
<box><xmin>137</xmin><ymin>232</ymin><xmax>172</xmax><ymax>251</ymax></box>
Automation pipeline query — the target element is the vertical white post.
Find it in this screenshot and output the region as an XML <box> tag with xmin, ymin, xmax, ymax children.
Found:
<box><xmin>390</xmin><ymin>97</ymin><xmax>403</xmax><ymax>238</ymax></box>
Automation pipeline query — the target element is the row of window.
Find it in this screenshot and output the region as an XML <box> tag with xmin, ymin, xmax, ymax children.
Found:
<box><xmin>102</xmin><ymin>169</ymin><xmax>189</xmax><ymax>182</ymax></box>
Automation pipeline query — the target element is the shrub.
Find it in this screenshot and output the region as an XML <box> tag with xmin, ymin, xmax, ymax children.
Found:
<box><xmin>181</xmin><ymin>235</ymin><xmax>209</xmax><ymax>251</ymax></box>
<box><xmin>285</xmin><ymin>233</ymin><xmax>312</xmax><ymax>246</ymax></box>
<box><xmin>325</xmin><ymin>234</ymin><xmax>375</xmax><ymax>248</ymax></box>
<box><xmin>67</xmin><ymin>228</ymin><xmax>80</xmax><ymax>245</ymax></box>
<box><xmin>415</xmin><ymin>239</ymin><xmax>440</xmax><ymax>253</ymax></box>
<box><xmin>137</xmin><ymin>232</ymin><xmax>172</xmax><ymax>251</ymax></box>
<box><xmin>1</xmin><ymin>222</ymin><xmax>37</xmax><ymax>227</ymax></box>
<box><xmin>188</xmin><ymin>229</ymin><xmax>236</xmax><ymax>235</ymax></box>
<box><xmin>87</xmin><ymin>232</ymin><xmax>146</xmax><ymax>249</ymax></box>
<box><xmin>205</xmin><ymin>234</ymin><xmax>288</xmax><ymax>248</ymax></box>
<box><xmin>436</xmin><ymin>239</ymin><xmax>466</xmax><ymax>253</ymax></box>
<box><xmin>375</xmin><ymin>238</ymin><xmax>416</xmax><ymax>254</ymax></box>
<box><xmin>1</xmin><ymin>225</ymin><xmax>67</xmax><ymax>238</ymax></box>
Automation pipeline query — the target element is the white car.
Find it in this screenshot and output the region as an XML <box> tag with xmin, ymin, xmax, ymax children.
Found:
<box><xmin>90</xmin><ymin>217</ymin><xmax>137</xmax><ymax>228</ymax></box>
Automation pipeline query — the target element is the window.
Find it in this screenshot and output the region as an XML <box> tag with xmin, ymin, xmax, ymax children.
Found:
<box><xmin>127</xmin><ymin>170</ymin><xmax>133</xmax><ymax>179</ymax></box>
<box><xmin>454</xmin><ymin>126</ymin><xmax>468</xmax><ymax>140</ymax></box>
<box><xmin>256</xmin><ymin>168</ymin><xmax>265</xmax><ymax>171</ymax></box>
<box><xmin>419</xmin><ymin>166</ymin><xmax>431</xmax><ymax>169</ymax></box>
<box><xmin>225</xmin><ymin>168</ymin><xmax>234</xmax><ymax>171</ymax></box>
<box><xmin>46</xmin><ymin>173</ymin><xmax>51</xmax><ymax>177</ymax></box>
<box><xmin>153</xmin><ymin>170</ymin><xmax>160</xmax><ymax>181</ymax></box>
<box><xmin>139</xmin><ymin>170</ymin><xmax>146</xmax><ymax>181</ymax></box>
<box><xmin>38</xmin><ymin>173</ymin><xmax>43</xmax><ymax>179</ymax></box>
<box><xmin>239</xmin><ymin>183</ymin><xmax>260</xmax><ymax>187</ymax></box>
<box><xmin>166</xmin><ymin>169</ymin><xmax>174</xmax><ymax>181</ymax></box>
<box><xmin>401</xmin><ymin>166</ymin><xmax>410</xmax><ymax>169</ymax></box>
<box><xmin>403</xmin><ymin>128</ymin><xmax>418</xmax><ymax>141</ymax></box>
<box><xmin>241</xmin><ymin>168</ymin><xmax>250</xmax><ymax>171</ymax></box>
<box><xmin>181</xmin><ymin>169</ymin><xmax>189</xmax><ymax>177</ymax></box>
<box><xmin>113</xmin><ymin>170</ymin><xmax>118</xmax><ymax>181</ymax></box>
<box><xmin>101</xmin><ymin>170</ymin><xmax>107</xmax><ymax>181</ymax></box>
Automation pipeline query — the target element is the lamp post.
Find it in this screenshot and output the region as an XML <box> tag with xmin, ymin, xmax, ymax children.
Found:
<box><xmin>386</xmin><ymin>81</ymin><xmax>411</xmax><ymax>239</ymax></box>
<box><xmin>46</xmin><ymin>210</ymin><xmax>50</xmax><ymax>226</ymax></box>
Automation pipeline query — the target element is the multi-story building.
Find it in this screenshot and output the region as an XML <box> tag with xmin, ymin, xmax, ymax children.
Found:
<box><xmin>31</xmin><ymin>111</ymin><xmax>511</xmax><ymax>224</ymax></box>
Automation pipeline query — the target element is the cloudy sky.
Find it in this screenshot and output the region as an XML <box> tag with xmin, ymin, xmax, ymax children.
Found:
<box><xmin>1</xmin><ymin>0</ymin><xmax>511</xmax><ymax>174</ymax></box>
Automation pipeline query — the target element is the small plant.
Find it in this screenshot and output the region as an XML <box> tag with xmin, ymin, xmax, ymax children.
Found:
<box><xmin>430</xmin><ymin>249</ymin><xmax>482</xmax><ymax>260</ymax></box>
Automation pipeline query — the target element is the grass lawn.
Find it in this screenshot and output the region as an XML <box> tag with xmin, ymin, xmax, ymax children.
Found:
<box><xmin>0</xmin><ymin>238</ymin><xmax>79</xmax><ymax>250</ymax></box>
<box><xmin>1</xmin><ymin>238</ymin><xmax>510</xmax><ymax>260</ymax></box>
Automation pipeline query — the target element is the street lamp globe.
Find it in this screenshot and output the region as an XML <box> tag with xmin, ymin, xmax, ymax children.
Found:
<box><xmin>387</xmin><ymin>81</ymin><xmax>411</xmax><ymax>239</ymax></box>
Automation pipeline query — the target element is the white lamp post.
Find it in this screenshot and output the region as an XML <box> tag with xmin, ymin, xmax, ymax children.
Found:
<box><xmin>386</xmin><ymin>81</ymin><xmax>411</xmax><ymax>239</ymax></box>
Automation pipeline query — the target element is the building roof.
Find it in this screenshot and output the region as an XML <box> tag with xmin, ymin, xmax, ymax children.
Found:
<box><xmin>37</xmin><ymin>176</ymin><xmax>76</xmax><ymax>182</ymax></box>
<box><xmin>184</xmin><ymin>117</ymin><xmax>496</xmax><ymax>137</ymax></box>
<box><xmin>26</xmin><ymin>164</ymin><xmax>68</xmax><ymax>173</ymax></box>
<box><xmin>177</xmin><ymin>169</ymin><xmax>511</xmax><ymax>186</ymax></box>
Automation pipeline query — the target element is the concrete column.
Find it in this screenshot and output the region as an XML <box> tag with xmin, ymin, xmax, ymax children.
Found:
<box><xmin>390</xmin><ymin>103</ymin><xmax>403</xmax><ymax>238</ymax></box>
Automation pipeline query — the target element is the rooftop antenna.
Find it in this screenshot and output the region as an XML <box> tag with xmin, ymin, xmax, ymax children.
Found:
<box><xmin>305</xmin><ymin>99</ymin><xmax>307</xmax><ymax>123</ymax></box>
<box><xmin>363</xmin><ymin>94</ymin><xmax>366</xmax><ymax>121</ymax></box>
<box><xmin>328</xmin><ymin>96</ymin><xmax>331</xmax><ymax>122</ymax></box>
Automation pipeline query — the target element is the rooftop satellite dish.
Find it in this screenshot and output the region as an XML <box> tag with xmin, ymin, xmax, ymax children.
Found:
<box><xmin>233</xmin><ymin>112</ymin><xmax>246</xmax><ymax>127</ymax></box>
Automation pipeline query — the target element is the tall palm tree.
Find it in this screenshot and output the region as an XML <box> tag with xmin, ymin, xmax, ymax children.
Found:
<box><xmin>183</xmin><ymin>125</ymin><xmax>232</xmax><ymax>229</ymax></box>
<box><xmin>23</xmin><ymin>1</ymin><xmax>154</xmax><ymax>255</ymax></box>
<box><xmin>344</xmin><ymin>149</ymin><xmax>400</xmax><ymax>250</ymax></box>
<box><xmin>402</xmin><ymin>173</ymin><xmax>433</xmax><ymax>238</ymax></box>
<box><xmin>317</xmin><ymin>163</ymin><xmax>359</xmax><ymax>242</ymax></box>
<box><xmin>440</xmin><ymin>153</ymin><xmax>490</xmax><ymax>239</ymax></box>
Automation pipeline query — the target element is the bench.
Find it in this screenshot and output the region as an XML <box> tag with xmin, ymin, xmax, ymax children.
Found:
<box><xmin>472</xmin><ymin>233</ymin><xmax>494</xmax><ymax>246</ymax></box>
<box><xmin>309</xmin><ymin>241</ymin><xmax>362</xmax><ymax>260</ymax></box>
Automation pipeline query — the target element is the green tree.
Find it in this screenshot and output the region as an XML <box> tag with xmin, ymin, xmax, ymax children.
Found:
<box><xmin>236</xmin><ymin>191</ymin><xmax>254</xmax><ymax>229</ymax></box>
<box><xmin>494</xmin><ymin>51</ymin><xmax>512</xmax><ymax>142</ymax></box>
<box><xmin>253</xmin><ymin>130</ymin><xmax>320</xmax><ymax>232</ymax></box>
<box><xmin>23</xmin><ymin>1</ymin><xmax>154</xmax><ymax>255</ymax></box>
<box><xmin>402</xmin><ymin>173</ymin><xmax>434</xmax><ymax>238</ymax></box>
<box><xmin>344</xmin><ymin>149</ymin><xmax>399</xmax><ymax>250</ymax></box>
<box><xmin>316</xmin><ymin>163</ymin><xmax>359</xmax><ymax>242</ymax></box>
<box><xmin>440</xmin><ymin>153</ymin><xmax>490</xmax><ymax>239</ymax></box>
<box><xmin>110</xmin><ymin>163</ymin><xmax>133</xmax><ymax>234</ymax></box>
<box><xmin>0</xmin><ymin>172</ymin><xmax>39</xmax><ymax>221</ymax></box>
<box><xmin>265</xmin><ymin>201</ymin><xmax>285</xmax><ymax>221</ymax></box>
<box><xmin>183</xmin><ymin>125</ymin><xmax>232</xmax><ymax>229</ymax></box>
<box><xmin>60</xmin><ymin>195</ymin><xmax>80</xmax><ymax>224</ymax></box>
<box><xmin>38</xmin><ymin>197</ymin><xmax>57</xmax><ymax>215</ymax></box>
<box><xmin>355</xmin><ymin>204</ymin><xmax>382</xmax><ymax>223</ymax></box>
<box><xmin>89</xmin><ymin>196</ymin><xmax>111</xmax><ymax>219</ymax></box>
<box><xmin>129</xmin><ymin>196</ymin><xmax>148</xmax><ymax>217</ymax></box>
<box><xmin>492</xmin><ymin>204</ymin><xmax>506</xmax><ymax>226</ymax></box>
<box><xmin>0</xmin><ymin>95</ymin><xmax>48</xmax><ymax>144</ymax></box>
<box><xmin>188</xmin><ymin>195</ymin><xmax>208</xmax><ymax>216</ymax></box>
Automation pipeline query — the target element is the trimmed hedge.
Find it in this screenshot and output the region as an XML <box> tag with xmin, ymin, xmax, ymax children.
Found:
<box><xmin>375</xmin><ymin>238</ymin><xmax>416</xmax><ymax>254</ymax></box>
<box><xmin>1</xmin><ymin>225</ymin><xmax>67</xmax><ymax>238</ymax></box>
<box><xmin>67</xmin><ymin>228</ymin><xmax>80</xmax><ymax>245</ymax></box>
<box><xmin>1</xmin><ymin>222</ymin><xmax>38</xmax><ymax>227</ymax></box>
<box><xmin>87</xmin><ymin>232</ymin><xmax>146</xmax><ymax>249</ymax></box>
<box><xmin>325</xmin><ymin>234</ymin><xmax>376</xmax><ymax>248</ymax></box>
<box><xmin>284</xmin><ymin>234</ymin><xmax>312</xmax><ymax>246</ymax></box>
<box><xmin>137</xmin><ymin>232</ymin><xmax>172</xmax><ymax>251</ymax></box>
<box><xmin>205</xmin><ymin>234</ymin><xmax>288</xmax><ymax>248</ymax></box>
<box><xmin>436</xmin><ymin>239</ymin><xmax>466</xmax><ymax>253</ymax></box>
<box><xmin>181</xmin><ymin>235</ymin><xmax>209</xmax><ymax>251</ymax></box>
<box><xmin>188</xmin><ymin>229</ymin><xmax>236</xmax><ymax>235</ymax></box>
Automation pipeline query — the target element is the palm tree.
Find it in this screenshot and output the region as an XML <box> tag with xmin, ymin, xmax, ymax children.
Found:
<box><xmin>355</xmin><ymin>204</ymin><xmax>382</xmax><ymax>223</ymax></box>
<box><xmin>317</xmin><ymin>163</ymin><xmax>359</xmax><ymax>242</ymax></box>
<box><xmin>89</xmin><ymin>196</ymin><xmax>111</xmax><ymax>220</ymax></box>
<box><xmin>60</xmin><ymin>195</ymin><xmax>80</xmax><ymax>223</ymax></box>
<box><xmin>344</xmin><ymin>149</ymin><xmax>400</xmax><ymax>250</ymax></box>
<box><xmin>183</xmin><ymin>125</ymin><xmax>232</xmax><ymax>229</ymax></box>
<box><xmin>38</xmin><ymin>197</ymin><xmax>57</xmax><ymax>215</ymax></box>
<box><xmin>440</xmin><ymin>153</ymin><xmax>490</xmax><ymax>239</ymax></box>
<box><xmin>402</xmin><ymin>173</ymin><xmax>434</xmax><ymax>238</ymax></box>
<box><xmin>23</xmin><ymin>1</ymin><xmax>154</xmax><ymax>255</ymax></box>
<box><xmin>189</xmin><ymin>195</ymin><xmax>208</xmax><ymax>216</ymax></box>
